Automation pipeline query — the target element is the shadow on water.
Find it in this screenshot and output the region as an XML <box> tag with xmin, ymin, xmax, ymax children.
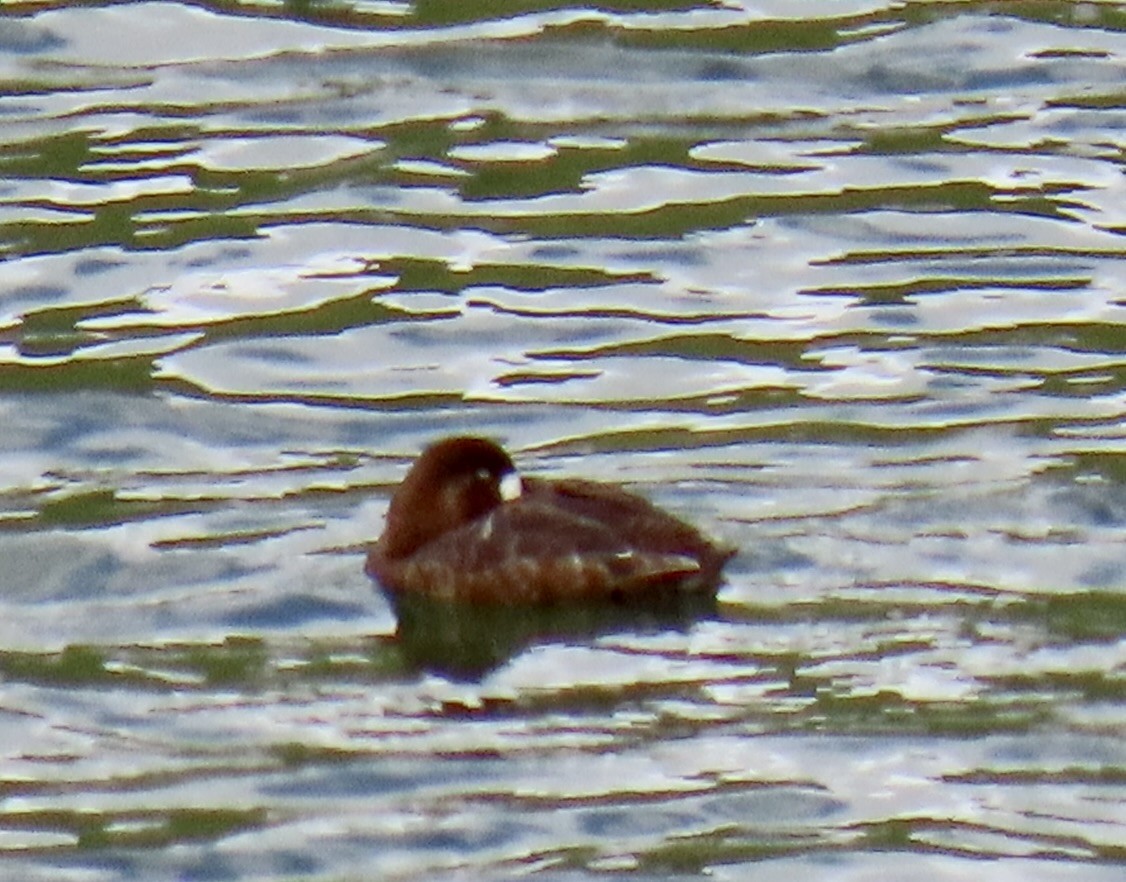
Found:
<box><xmin>389</xmin><ymin>590</ymin><xmax>719</xmax><ymax>679</ymax></box>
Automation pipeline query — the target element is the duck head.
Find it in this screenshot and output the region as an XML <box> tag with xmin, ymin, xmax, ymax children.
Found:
<box><xmin>377</xmin><ymin>436</ymin><xmax>520</xmax><ymax>560</ymax></box>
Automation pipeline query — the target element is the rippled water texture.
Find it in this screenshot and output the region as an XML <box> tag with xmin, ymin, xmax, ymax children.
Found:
<box><xmin>0</xmin><ymin>1</ymin><xmax>1124</xmax><ymax>879</ymax></box>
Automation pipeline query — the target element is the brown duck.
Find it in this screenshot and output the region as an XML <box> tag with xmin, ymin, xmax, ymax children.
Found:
<box><xmin>366</xmin><ymin>437</ymin><xmax>733</xmax><ymax>605</ymax></box>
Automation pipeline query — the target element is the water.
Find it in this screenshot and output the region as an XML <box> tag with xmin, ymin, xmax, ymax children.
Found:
<box><xmin>0</xmin><ymin>0</ymin><xmax>1123</xmax><ymax>879</ymax></box>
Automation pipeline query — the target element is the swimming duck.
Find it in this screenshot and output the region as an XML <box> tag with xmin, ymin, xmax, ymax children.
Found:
<box><xmin>366</xmin><ymin>436</ymin><xmax>733</xmax><ymax>605</ymax></box>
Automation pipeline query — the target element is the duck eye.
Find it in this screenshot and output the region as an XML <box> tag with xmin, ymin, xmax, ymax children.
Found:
<box><xmin>473</xmin><ymin>466</ymin><xmax>493</xmax><ymax>483</ymax></box>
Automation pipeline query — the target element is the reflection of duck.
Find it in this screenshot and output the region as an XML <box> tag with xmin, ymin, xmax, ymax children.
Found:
<box><xmin>366</xmin><ymin>436</ymin><xmax>734</xmax><ymax>605</ymax></box>
<box><xmin>390</xmin><ymin>590</ymin><xmax>719</xmax><ymax>679</ymax></box>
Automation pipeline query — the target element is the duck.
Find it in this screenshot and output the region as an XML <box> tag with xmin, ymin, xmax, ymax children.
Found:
<box><xmin>366</xmin><ymin>436</ymin><xmax>733</xmax><ymax>605</ymax></box>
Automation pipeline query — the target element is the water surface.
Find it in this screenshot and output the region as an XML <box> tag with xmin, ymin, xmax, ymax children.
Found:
<box><xmin>0</xmin><ymin>1</ymin><xmax>1123</xmax><ymax>879</ymax></box>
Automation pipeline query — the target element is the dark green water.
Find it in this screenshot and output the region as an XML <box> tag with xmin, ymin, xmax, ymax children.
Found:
<box><xmin>0</xmin><ymin>1</ymin><xmax>1123</xmax><ymax>879</ymax></box>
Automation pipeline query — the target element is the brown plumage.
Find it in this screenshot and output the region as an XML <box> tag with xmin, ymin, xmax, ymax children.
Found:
<box><xmin>366</xmin><ymin>436</ymin><xmax>734</xmax><ymax>605</ymax></box>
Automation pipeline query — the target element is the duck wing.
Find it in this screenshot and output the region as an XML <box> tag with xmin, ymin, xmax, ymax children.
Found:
<box><xmin>369</xmin><ymin>478</ymin><xmax>728</xmax><ymax>604</ymax></box>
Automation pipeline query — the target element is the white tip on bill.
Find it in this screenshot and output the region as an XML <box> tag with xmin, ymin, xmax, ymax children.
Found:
<box><xmin>499</xmin><ymin>470</ymin><xmax>523</xmax><ymax>502</ymax></box>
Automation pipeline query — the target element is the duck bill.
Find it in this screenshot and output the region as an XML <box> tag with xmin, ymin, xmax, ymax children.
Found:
<box><xmin>498</xmin><ymin>470</ymin><xmax>523</xmax><ymax>502</ymax></box>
